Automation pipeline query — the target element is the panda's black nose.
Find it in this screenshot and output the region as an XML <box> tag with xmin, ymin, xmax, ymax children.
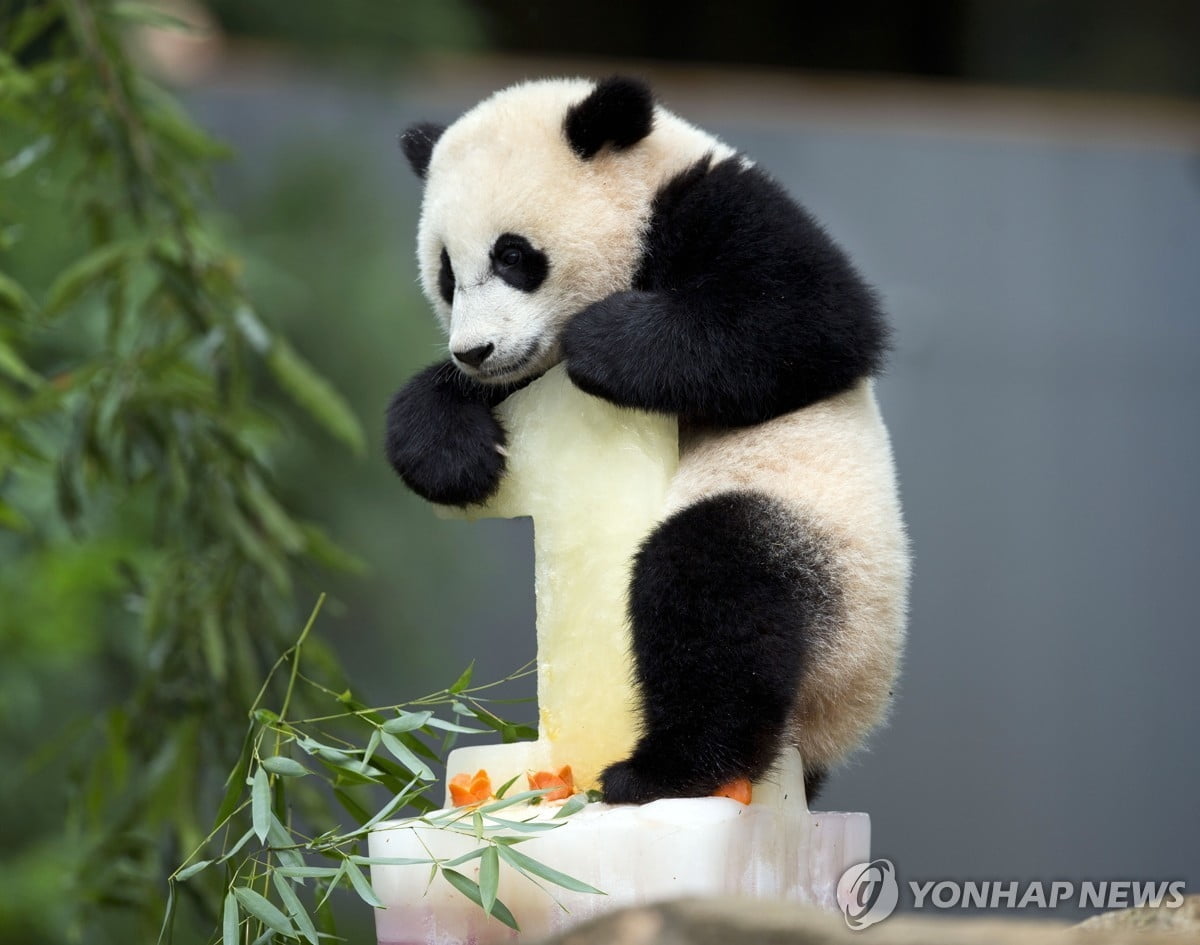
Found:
<box><xmin>453</xmin><ymin>343</ymin><xmax>494</xmax><ymax>369</ymax></box>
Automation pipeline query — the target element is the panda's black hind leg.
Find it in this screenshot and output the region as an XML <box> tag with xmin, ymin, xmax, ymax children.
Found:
<box><xmin>804</xmin><ymin>764</ymin><xmax>828</xmax><ymax>803</ymax></box>
<box><xmin>601</xmin><ymin>490</ymin><xmax>834</xmax><ymax>805</ymax></box>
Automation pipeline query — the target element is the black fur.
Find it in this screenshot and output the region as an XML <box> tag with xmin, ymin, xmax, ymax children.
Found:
<box><xmin>600</xmin><ymin>491</ymin><xmax>835</xmax><ymax>804</ymax></box>
<box><xmin>491</xmin><ymin>233</ymin><xmax>549</xmax><ymax>292</ymax></box>
<box><xmin>564</xmin><ymin>76</ymin><xmax>655</xmax><ymax>159</ymax></box>
<box><xmin>384</xmin><ymin>361</ymin><xmax>511</xmax><ymax>506</ymax></box>
<box><xmin>563</xmin><ymin>155</ymin><xmax>888</xmax><ymax>427</ymax></box>
<box><xmin>438</xmin><ymin>247</ymin><xmax>455</xmax><ymax>305</ymax></box>
<box><xmin>399</xmin><ymin>122</ymin><xmax>445</xmax><ymax>179</ymax></box>
<box><xmin>804</xmin><ymin>765</ymin><xmax>828</xmax><ymax>803</ymax></box>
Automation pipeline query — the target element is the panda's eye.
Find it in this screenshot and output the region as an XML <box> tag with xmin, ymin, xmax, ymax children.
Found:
<box><xmin>438</xmin><ymin>247</ymin><xmax>455</xmax><ymax>306</ymax></box>
<box><xmin>491</xmin><ymin>233</ymin><xmax>548</xmax><ymax>292</ymax></box>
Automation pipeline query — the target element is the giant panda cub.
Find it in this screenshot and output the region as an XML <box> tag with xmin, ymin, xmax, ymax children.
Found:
<box><xmin>386</xmin><ymin>77</ymin><xmax>909</xmax><ymax>805</ymax></box>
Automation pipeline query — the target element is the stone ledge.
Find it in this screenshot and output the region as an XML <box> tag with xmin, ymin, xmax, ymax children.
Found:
<box><xmin>539</xmin><ymin>895</ymin><xmax>1200</xmax><ymax>945</ymax></box>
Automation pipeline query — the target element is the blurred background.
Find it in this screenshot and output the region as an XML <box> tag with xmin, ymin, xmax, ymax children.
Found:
<box><xmin>2</xmin><ymin>1</ymin><xmax>1198</xmax><ymax>942</ymax></box>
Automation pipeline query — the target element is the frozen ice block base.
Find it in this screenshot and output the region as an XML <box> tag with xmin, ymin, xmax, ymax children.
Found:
<box><xmin>369</xmin><ymin>749</ymin><xmax>868</xmax><ymax>944</ymax></box>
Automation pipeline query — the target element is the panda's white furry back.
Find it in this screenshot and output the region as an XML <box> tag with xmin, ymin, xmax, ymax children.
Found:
<box><xmin>387</xmin><ymin>77</ymin><xmax>909</xmax><ymax>804</ymax></box>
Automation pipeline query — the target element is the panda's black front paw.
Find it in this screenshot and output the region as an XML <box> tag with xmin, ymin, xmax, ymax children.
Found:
<box><xmin>600</xmin><ymin>759</ymin><xmax>669</xmax><ymax>805</ymax></box>
<box><xmin>385</xmin><ymin>364</ymin><xmax>506</xmax><ymax>507</ymax></box>
<box><xmin>563</xmin><ymin>291</ymin><xmax>668</xmax><ymax>410</ymax></box>
<box><xmin>600</xmin><ymin>752</ymin><xmax>719</xmax><ymax>805</ymax></box>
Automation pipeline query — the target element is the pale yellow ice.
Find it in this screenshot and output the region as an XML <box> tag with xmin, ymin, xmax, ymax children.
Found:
<box><xmin>455</xmin><ymin>365</ymin><xmax>678</xmax><ymax>789</ymax></box>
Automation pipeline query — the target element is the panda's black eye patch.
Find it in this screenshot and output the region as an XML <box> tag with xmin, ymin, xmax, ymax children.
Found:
<box><xmin>491</xmin><ymin>233</ymin><xmax>547</xmax><ymax>292</ymax></box>
<box><xmin>438</xmin><ymin>247</ymin><xmax>455</xmax><ymax>305</ymax></box>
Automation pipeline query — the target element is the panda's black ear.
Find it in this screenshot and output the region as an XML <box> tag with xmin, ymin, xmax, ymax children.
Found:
<box><xmin>399</xmin><ymin>122</ymin><xmax>446</xmax><ymax>180</ymax></box>
<box><xmin>564</xmin><ymin>76</ymin><xmax>654</xmax><ymax>160</ymax></box>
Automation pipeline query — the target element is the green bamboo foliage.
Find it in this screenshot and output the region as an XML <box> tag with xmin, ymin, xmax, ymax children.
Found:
<box><xmin>1</xmin><ymin>2</ymin><xmax>365</xmax><ymax>939</ymax></box>
<box><xmin>161</xmin><ymin>598</ymin><xmax>600</xmax><ymax>944</ymax></box>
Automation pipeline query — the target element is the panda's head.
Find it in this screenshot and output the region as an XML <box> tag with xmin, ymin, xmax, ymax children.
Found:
<box><xmin>399</xmin><ymin>77</ymin><xmax>658</xmax><ymax>385</ymax></box>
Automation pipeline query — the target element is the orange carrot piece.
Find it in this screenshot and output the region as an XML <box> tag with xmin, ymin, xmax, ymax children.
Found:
<box><xmin>713</xmin><ymin>777</ymin><xmax>753</xmax><ymax>805</ymax></box>
<box><xmin>449</xmin><ymin>769</ymin><xmax>493</xmax><ymax>807</ymax></box>
<box><xmin>527</xmin><ymin>764</ymin><xmax>575</xmax><ymax>802</ymax></box>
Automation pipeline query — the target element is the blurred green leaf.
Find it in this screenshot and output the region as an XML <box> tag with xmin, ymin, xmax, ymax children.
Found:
<box><xmin>0</xmin><ymin>338</ymin><xmax>41</xmax><ymax>387</ymax></box>
<box><xmin>43</xmin><ymin>239</ymin><xmax>149</xmax><ymax>317</ymax></box>
<box><xmin>0</xmin><ymin>498</ymin><xmax>31</xmax><ymax>532</ymax></box>
<box><xmin>0</xmin><ymin>273</ymin><xmax>37</xmax><ymax>318</ymax></box>
<box><xmin>0</xmin><ymin>135</ymin><xmax>51</xmax><ymax>178</ymax></box>
<box><xmin>108</xmin><ymin>3</ymin><xmax>197</xmax><ymax>34</ymax></box>
<box><xmin>266</xmin><ymin>339</ymin><xmax>365</xmax><ymax>455</ymax></box>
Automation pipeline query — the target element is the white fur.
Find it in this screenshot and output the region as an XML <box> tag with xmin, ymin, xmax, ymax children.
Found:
<box><xmin>418</xmin><ymin>79</ymin><xmax>909</xmax><ymax>772</ymax></box>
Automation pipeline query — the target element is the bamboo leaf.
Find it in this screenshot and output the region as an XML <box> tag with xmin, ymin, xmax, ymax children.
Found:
<box><xmin>381</xmin><ymin>711</ymin><xmax>432</xmax><ymax>734</ymax></box>
<box><xmin>350</xmin><ymin>854</ymin><xmax>434</xmax><ymax>867</ymax></box>
<box><xmin>266</xmin><ymin>339</ymin><xmax>365</xmax><ymax>455</ymax></box>
<box><xmin>276</xmin><ymin>866</ymin><xmax>342</xmax><ymax>880</ymax></box>
<box><xmin>554</xmin><ymin>793</ymin><xmax>590</xmax><ymax>819</ymax></box>
<box><xmin>109</xmin><ymin>2</ymin><xmax>198</xmax><ymax>33</ymax></box>
<box><xmin>43</xmin><ymin>239</ymin><xmax>147</xmax><ymax>317</ymax></box>
<box><xmin>222</xmin><ymin>892</ymin><xmax>240</xmax><ymax>945</ymax></box>
<box><xmin>479</xmin><ymin>846</ymin><xmax>499</xmax><ymax>916</ymax></box>
<box><xmin>233</xmin><ymin>887</ymin><xmax>295</xmax><ymax>936</ymax></box>
<box><xmin>267</xmin><ymin>814</ymin><xmax>305</xmax><ymax>871</ymax></box>
<box><xmin>174</xmin><ymin>859</ymin><xmax>212</xmax><ymax>882</ymax></box>
<box><xmin>252</xmin><ymin>766</ymin><xmax>270</xmax><ymax>841</ymax></box>
<box><xmin>343</xmin><ymin>859</ymin><xmax>384</xmax><ymax>909</ymax></box>
<box><xmin>261</xmin><ymin>756</ymin><xmax>308</xmax><ymax>778</ymax></box>
<box><xmin>441</xmin><ymin>847</ymin><xmax>486</xmax><ymax>868</ymax></box>
<box><xmin>449</xmin><ymin>662</ymin><xmax>474</xmax><ymax>694</ymax></box>
<box><xmin>424</xmin><ymin>717</ymin><xmax>488</xmax><ymax>735</ymax></box>
<box><xmin>441</xmin><ymin>870</ymin><xmax>519</xmax><ymax>931</ymax></box>
<box><xmin>0</xmin><ymin>135</ymin><xmax>49</xmax><ymax>179</ymax></box>
<box><xmin>479</xmin><ymin>816</ymin><xmax>562</xmax><ymax>834</ymax></box>
<box><xmin>380</xmin><ymin>732</ymin><xmax>433</xmax><ymax>781</ymax></box>
<box><xmin>497</xmin><ymin>844</ymin><xmax>604</xmax><ymax>895</ymax></box>
<box><xmin>0</xmin><ymin>338</ymin><xmax>40</xmax><ymax>387</ymax></box>
<box><xmin>315</xmin><ymin>861</ymin><xmax>347</xmax><ymax>911</ymax></box>
<box><xmin>475</xmin><ymin>790</ymin><xmax>550</xmax><ymax>814</ymax></box>
<box><xmin>360</xmin><ymin>729</ymin><xmax>381</xmax><ymax>772</ymax></box>
<box><xmin>242</xmin><ymin>472</ymin><xmax>306</xmax><ymax>554</ymax></box>
<box><xmin>156</xmin><ymin>880</ymin><xmax>176</xmax><ymax>945</ymax></box>
<box><xmin>299</xmin><ymin>521</ymin><xmax>367</xmax><ymax>574</ymax></box>
<box><xmin>0</xmin><ymin>272</ymin><xmax>36</xmax><ymax>317</ymax></box>
<box><xmin>273</xmin><ymin>873</ymin><xmax>319</xmax><ymax>945</ymax></box>
<box><xmin>361</xmin><ymin>778</ymin><xmax>420</xmax><ymax>830</ymax></box>
<box><xmin>218</xmin><ymin>827</ymin><xmax>255</xmax><ymax>864</ymax></box>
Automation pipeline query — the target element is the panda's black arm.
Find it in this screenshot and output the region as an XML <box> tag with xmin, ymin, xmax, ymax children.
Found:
<box><xmin>384</xmin><ymin>360</ymin><xmax>514</xmax><ymax>507</ymax></box>
<box><xmin>562</xmin><ymin>156</ymin><xmax>889</xmax><ymax>427</ymax></box>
